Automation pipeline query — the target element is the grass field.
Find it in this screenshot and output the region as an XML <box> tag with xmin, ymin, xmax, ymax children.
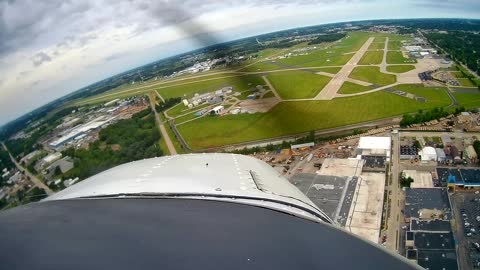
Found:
<box><xmin>178</xmin><ymin>90</ymin><xmax>451</xmax><ymax>149</ymax></box>
<box><xmin>388</xmin><ymin>40</ymin><xmax>403</xmax><ymax>50</ymax></box>
<box><xmin>386</xmin><ymin>65</ymin><xmax>416</xmax><ymax>73</ymax></box>
<box><xmin>266</xmin><ymin>71</ymin><xmax>331</xmax><ymax>99</ymax></box>
<box><xmin>368</xmin><ymin>42</ymin><xmax>385</xmax><ymax>50</ymax></box>
<box><xmin>392</xmin><ymin>84</ymin><xmax>451</xmax><ymax>107</ymax></box>
<box><xmin>453</xmin><ymin>90</ymin><xmax>480</xmax><ymax>108</ymax></box>
<box><xmin>157</xmin><ymin>74</ymin><xmax>265</xmax><ymax>100</ymax></box>
<box><xmin>237</xmin><ymin>61</ymin><xmax>282</xmax><ymax>72</ymax></box>
<box><xmin>349</xmin><ymin>66</ymin><xmax>396</xmax><ymax>85</ymax></box>
<box><xmin>338</xmin><ymin>82</ymin><xmax>372</xmax><ymax>94</ymax></box>
<box><xmin>386</xmin><ymin>51</ymin><xmax>416</xmax><ymax>64</ymax></box>
<box><xmin>358</xmin><ymin>51</ymin><xmax>383</xmax><ymax>65</ymax></box>
<box><xmin>262</xmin><ymin>91</ymin><xmax>275</xmax><ymax>98</ymax></box>
<box><xmin>457</xmin><ymin>78</ymin><xmax>477</xmax><ymax>87</ymax></box>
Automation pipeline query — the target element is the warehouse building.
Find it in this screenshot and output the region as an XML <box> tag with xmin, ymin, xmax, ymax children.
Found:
<box><xmin>403</xmin><ymin>170</ymin><xmax>434</xmax><ymax>188</ymax></box>
<box><xmin>419</xmin><ymin>146</ymin><xmax>437</xmax><ymax>161</ymax></box>
<box><xmin>404</xmin><ymin>188</ymin><xmax>451</xmax><ymax>222</ymax></box>
<box><xmin>400</xmin><ymin>145</ymin><xmax>419</xmax><ymax>160</ymax></box>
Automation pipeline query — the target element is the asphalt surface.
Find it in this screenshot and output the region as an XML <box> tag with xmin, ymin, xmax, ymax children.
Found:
<box><xmin>1</xmin><ymin>143</ymin><xmax>54</xmax><ymax>196</ymax></box>
<box><xmin>148</xmin><ymin>95</ymin><xmax>177</xmax><ymax>155</ymax></box>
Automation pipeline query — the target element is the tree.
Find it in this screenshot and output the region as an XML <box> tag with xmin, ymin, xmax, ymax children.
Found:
<box><xmin>400</xmin><ymin>176</ymin><xmax>414</xmax><ymax>188</ymax></box>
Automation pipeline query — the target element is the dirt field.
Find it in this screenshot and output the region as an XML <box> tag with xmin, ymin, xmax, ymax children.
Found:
<box><xmin>237</xmin><ymin>97</ymin><xmax>280</xmax><ymax>113</ymax></box>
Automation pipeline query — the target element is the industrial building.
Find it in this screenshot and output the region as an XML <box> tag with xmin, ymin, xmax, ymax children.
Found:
<box><xmin>403</xmin><ymin>170</ymin><xmax>433</xmax><ymax>188</ymax></box>
<box><xmin>438</xmin><ymin>168</ymin><xmax>480</xmax><ymax>191</ymax></box>
<box><xmin>357</xmin><ymin>137</ymin><xmax>391</xmax><ymax>158</ymax></box>
<box><xmin>404</xmin><ymin>188</ymin><xmax>451</xmax><ymax>222</ymax></box>
<box><xmin>419</xmin><ymin>146</ymin><xmax>437</xmax><ymax>161</ymax></box>
<box><xmin>400</xmin><ymin>145</ymin><xmax>418</xmax><ymax>160</ymax></box>
<box><xmin>300</xmin><ymin>158</ymin><xmax>386</xmax><ymax>243</ymax></box>
<box><xmin>49</xmin><ymin>116</ymin><xmax>117</xmax><ymax>148</ymax></box>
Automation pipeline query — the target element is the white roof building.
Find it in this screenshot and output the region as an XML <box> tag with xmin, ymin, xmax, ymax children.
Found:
<box><xmin>419</xmin><ymin>147</ymin><xmax>437</xmax><ymax>161</ymax></box>
<box><xmin>358</xmin><ymin>137</ymin><xmax>391</xmax><ymax>158</ymax></box>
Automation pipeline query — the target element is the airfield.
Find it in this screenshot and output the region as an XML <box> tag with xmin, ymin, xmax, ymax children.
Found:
<box><xmin>71</xmin><ymin>32</ymin><xmax>480</xmax><ymax>151</ymax></box>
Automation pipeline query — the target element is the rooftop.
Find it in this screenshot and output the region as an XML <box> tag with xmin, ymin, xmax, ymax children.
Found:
<box><xmin>317</xmin><ymin>158</ymin><xmax>363</xmax><ymax>177</ymax></box>
<box><xmin>405</xmin><ymin>188</ymin><xmax>451</xmax><ymax>220</ymax></box>
<box><xmin>413</xmin><ymin>232</ymin><xmax>455</xmax><ymax>250</ymax></box>
<box><xmin>410</xmin><ymin>219</ymin><xmax>451</xmax><ymax>232</ymax></box>
<box><xmin>417</xmin><ymin>250</ymin><xmax>458</xmax><ymax>270</ymax></box>
<box><xmin>358</xmin><ymin>136</ymin><xmax>391</xmax><ymax>150</ymax></box>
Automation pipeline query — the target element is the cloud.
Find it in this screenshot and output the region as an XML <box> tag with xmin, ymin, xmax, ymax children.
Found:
<box><xmin>31</xmin><ymin>51</ymin><xmax>52</xmax><ymax>66</ymax></box>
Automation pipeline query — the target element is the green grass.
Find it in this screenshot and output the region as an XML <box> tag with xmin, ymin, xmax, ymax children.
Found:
<box><xmin>386</xmin><ymin>65</ymin><xmax>416</xmax><ymax>73</ymax></box>
<box><xmin>386</xmin><ymin>51</ymin><xmax>416</xmax><ymax>64</ymax></box>
<box><xmin>262</xmin><ymin>91</ymin><xmax>275</xmax><ymax>98</ymax></box>
<box><xmin>178</xmin><ymin>90</ymin><xmax>447</xmax><ymax>149</ymax></box>
<box><xmin>158</xmin><ymin>75</ymin><xmax>265</xmax><ymax>100</ymax></box>
<box><xmin>358</xmin><ymin>51</ymin><xmax>383</xmax><ymax>65</ymax></box>
<box><xmin>266</xmin><ymin>71</ymin><xmax>331</xmax><ymax>99</ymax></box>
<box><xmin>457</xmin><ymin>78</ymin><xmax>476</xmax><ymax>87</ymax></box>
<box><xmin>368</xmin><ymin>42</ymin><xmax>385</xmax><ymax>50</ymax></box>
<box><xmin>453</xmin><ymin>90</ymin><xmax>480</xmax><ymax>108</ymax></box>
<box><xmin>349</xmin><ymin>66</ymin><xmax>396</xmax><ymax>85</ymax></box>
<box><xmin>338</xmin><ymin>82</ymin><xmax>372</xmax><ymax>94</ymax></box>
<box><xmin>388</xmin><ymin>40</ymin><xmax>403</xmax><ymax>50</ymax></box>
<box><xmin>314</xmin><ymin>67</ymin><xmax>342</xmax><ymax>74</ymax></box>
<box><xmin>392</xmin><ymin>84</ymin><xmax>451</xmax><ymax>107</ymax></box>
<box><xmin>237</xmin><ymin>61</ymin><xmax>282</xmax><ymax>72</ymax></box>
<box><xmin>450</xmin><ymin>71</ymin><xmax>464</xmax><ymax>78</ymax></box>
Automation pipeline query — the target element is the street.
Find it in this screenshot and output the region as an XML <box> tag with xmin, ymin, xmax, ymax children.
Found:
<box><xmin>1</xmin><ymin>143</ymin><xmax>54</xmax><ymax>196</ymax></box>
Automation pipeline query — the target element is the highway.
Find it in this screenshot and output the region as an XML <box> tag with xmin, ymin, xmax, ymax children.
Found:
<box><xmin>1</xmin><ymin>143</ymin><xmax>54</xmax><ymax>196</ymax></box>
<box><xmin>148</xmin><ymin>95</ymin><xmax>177</xmax><ymax>155</ymax></box>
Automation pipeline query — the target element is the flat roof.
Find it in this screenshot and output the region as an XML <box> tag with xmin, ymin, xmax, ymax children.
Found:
<box><xmin>358</xmin><ymin>136</ymin><xmax>391</xmax><ymax>150</ymax></box>
<box><xmin>347</xmin><ymin>172</ymin><xmax>386</xmax><ymax>244</ymax></box>
<box><xmin>403</xmin><ymin>170</ymin><xmax>433</xmax><ymax>189</ymax></box>
<box><xmin>417</xmin><ymin>250</ymin><xmax>458</xmax><ymax>270</ymax></box>
<box><xmin>317</xmin><ymin>158</ymin><xmax>363</xmax><ymax>177</ymax></box>
<box><xmin>414</xmin><ymin>231</ymin><xmax>455</xmax><ymax>250</ymax></box>
<box><xmin>405</xmin><ymin>188</ymin><xmax>451</xmax><ymax>219</ymax></box>
<box><xmin>410</xmin><ymin>219</ymin><xmax>451</xmax><ymax>232</ymax></box>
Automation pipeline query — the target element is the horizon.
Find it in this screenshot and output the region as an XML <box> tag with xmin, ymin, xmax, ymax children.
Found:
<box><xmin>1</xmin><ymin>0</ymin><xmax>480</xmax><ymax>125</ymax></box>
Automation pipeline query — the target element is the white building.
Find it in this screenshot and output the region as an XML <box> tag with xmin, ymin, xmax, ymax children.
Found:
<box><xmin>211</xmin><ymin>106</ymin><xmax>224</xmax><ymax>115</ymax></box>
<box><xmin>358</xmin><ymin>137</ymin><xmax>391</xmax><ymax>159</ymax></box>
<box><xmin>419</xmin><ymin>147</ymin><xmax>437</xmax><ymax>161</ymax></box>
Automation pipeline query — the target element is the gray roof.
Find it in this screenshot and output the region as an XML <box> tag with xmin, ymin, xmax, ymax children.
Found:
<box><xmin>410</xmin><ymin>219</ymin><xmax>451</xmax><ymax>232</ymax></box>
<box><xmin>417</xmin><ymin>250</ymin><xmax>458</xmax><ymax>270</ymax></box>
<box><xmin>405</xmin><ymin>188</ymin><xmax>451</xmax><ymax>219</ymax></box>
<box><xmin>413</xmin><ymin>232</ymin><xmax>455</xmax><ymax>250</ymax></box>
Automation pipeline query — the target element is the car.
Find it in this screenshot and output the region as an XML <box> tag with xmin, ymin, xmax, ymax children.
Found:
<box><xmin>467</xmin><ymin>233</ymin><xmax>473</xmax><ymax>237</ymax></box>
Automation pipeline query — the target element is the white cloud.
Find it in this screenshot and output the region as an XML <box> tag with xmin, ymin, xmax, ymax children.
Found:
<box><xmin>0</xmin><ymin>0</ymin><xmax>479</xmax><ymax>125</ymax></box>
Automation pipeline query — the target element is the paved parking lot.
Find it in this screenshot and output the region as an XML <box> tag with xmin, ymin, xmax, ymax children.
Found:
<box><xmin>451</xmin><ymin>192</ymin><xmax>480</xmax><ymax>270</ymax></box>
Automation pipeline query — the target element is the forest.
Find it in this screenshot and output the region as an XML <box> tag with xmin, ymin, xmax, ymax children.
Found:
<box><xmin>61</xmin><ymin>109</ymin><xmax>162</xmax><ymax>181</ymax></box>
<box><xmin>426</xmin><ymin>31</ymin><xmax>480</xmax><ymax>75</ymax></box>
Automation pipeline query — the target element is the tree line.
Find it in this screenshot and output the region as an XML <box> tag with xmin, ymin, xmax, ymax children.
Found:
<box><xmin>60</xmin><ymin>109</ymin><xmax>162</xmax><ymax>181</ymax></box>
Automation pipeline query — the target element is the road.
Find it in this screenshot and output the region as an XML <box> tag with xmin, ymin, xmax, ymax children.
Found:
<box><xmin>385</xmin><ymin>131</ymin><xmax>402</xmax><ymax>252</ymax></box>
<box><xmin>2</xmin><ymin>143</ymin><xmax>54</xmax><ymax>196</ymax></box>
<box><xmin>315</xmin><ymin>37</ymin><xmax>375</xmax><ymax>100</ymax></box>
<box><xmin>148</xmin><ymin>96</ymin><xmax>177</xmax><ymax>155</ymax></box>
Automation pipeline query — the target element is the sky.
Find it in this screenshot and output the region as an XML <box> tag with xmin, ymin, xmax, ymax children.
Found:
<box><xmin>0</xmin><ymin>0</ymin><xmax>479</xmax><ymax>125</ymax></box>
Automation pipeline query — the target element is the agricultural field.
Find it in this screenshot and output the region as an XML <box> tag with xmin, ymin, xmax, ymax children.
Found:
<box><xmin>386</xmin><ymin>65</ymin><xmax>415</xmax><ymax>73</ymax></box>
<box><xmin>358</xmin><ymin>51</ymin><xmax>383</xmax><ymax>65</ymax></box>
<box><xmin>178</xmin><ymin>90</ymin><xmax>448</xmax><ymax>149</ymax></box>
<box><xmin>266</xmin><ymin>71</ymin><xmax>331</xmax><ymax>99</ymax></box>
<box><xmin>338</xmin><ymin>82</ymin><xmax>372</xmax><ymax>94</ymax></box>
<box><xmin>386</xmin><ymin>51</ymin><xmax>416</xmax><ymax>64</ymax></box>
<box><xmin>349</xmin><ymin>66</ymin><xmax>396</xmax><ymax>85</ymax></box>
